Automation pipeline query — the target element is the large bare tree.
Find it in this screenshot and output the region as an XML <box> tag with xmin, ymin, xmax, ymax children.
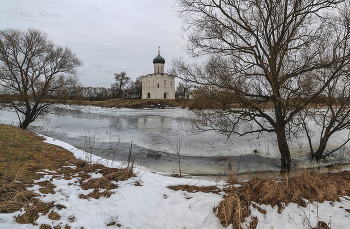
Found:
<box><xmin>172</xmin><ymin>0</ymin><xmax>350</xmax><ymax>172</ymax></box>
<box><xmin>0</xmin><ymin>28</ymin><xmax>82</xmax><ymax>129</ymax></box>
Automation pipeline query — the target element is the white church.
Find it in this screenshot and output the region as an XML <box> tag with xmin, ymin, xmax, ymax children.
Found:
<box><xmin>142</xmin><ymin>48</ymin><xmax>175</xmax><ymax>99</ymax></box>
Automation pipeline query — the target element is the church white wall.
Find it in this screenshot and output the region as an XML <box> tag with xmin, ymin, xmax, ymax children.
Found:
<box><xmin>142</xmin><ymin>73</ymin><xmax>175</xmax><ymax>99</ymax></box>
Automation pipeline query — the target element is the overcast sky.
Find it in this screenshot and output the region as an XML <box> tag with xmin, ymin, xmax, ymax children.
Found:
<box><xmin>0</xmin><ymin>0</ymin><xmax>186</xmax><ymax>87</ymax></box>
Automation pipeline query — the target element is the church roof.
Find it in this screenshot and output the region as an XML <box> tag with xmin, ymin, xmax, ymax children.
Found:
<box><xmin>153</xmin><ymin>54</ymin><xmax>165</xmax><ymax>64</ymax></box>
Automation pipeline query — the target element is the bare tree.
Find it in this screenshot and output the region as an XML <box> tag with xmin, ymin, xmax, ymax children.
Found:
<box><xmin>298</xmin><ymin>67</ymin><xmax>350</xmax><ymax>160</ymax></box>
<box><xmin>111</xmin><ymin>71</ymin><xmax>130</xmax><ymax>98</ymax></box>
<box><xmin>175</xmin><ymin>81</ymin><xmax>192</xmax><ymax>99</ymax></box>
<box><xmin>0</xmin><ymin>28</ymin><xmax>82</xmax><ymax>129</ymax></box>
<box><xmin>125</xmin><ymin>76</ymin><xmax>142</xmax><ymax>99</ymax></box>
<box><xmin>166</xmin><ymin>135</ymin><xmax>183</xmax><ymax>177</ymax></box>
<box><xmin>172</xmin><ymin>0</ymin><xmax>350</xmax><ymax>172</ymax></box>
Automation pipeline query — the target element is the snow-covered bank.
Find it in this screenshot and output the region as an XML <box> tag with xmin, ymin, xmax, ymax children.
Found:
<box><xmin>0</xmin><ymin>136</ymin><xmax>224</xmax><ymax>229</ymax></box>
<box><xmin>2</xmin><ymin>135</ymin><xmax>350</xmax><ymax>228</ymax></box>
<box><xmin>248</xmin><ymin>198</ymin><xmax>350</xmax><ymax>229</ymax></box>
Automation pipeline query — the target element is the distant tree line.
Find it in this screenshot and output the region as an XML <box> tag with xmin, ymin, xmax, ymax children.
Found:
<box><xmin>49</xmin><ymin>74</ymin><xmax>143</xmax><ymax>102</ymax></box>
<box><xmin>0</xmin><ymin>74</ymin><xmax>143</xmax><ymax>103</ymax></box>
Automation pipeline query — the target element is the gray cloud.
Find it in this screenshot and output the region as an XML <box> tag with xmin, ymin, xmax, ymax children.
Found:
<box><xmin>0</xmin><ymin>0</ymin><xmax>185</xmax><ymax>87</ymax></box>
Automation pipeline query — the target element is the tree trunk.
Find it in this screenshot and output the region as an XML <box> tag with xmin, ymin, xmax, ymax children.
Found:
<box><xmin>19</xmin><ymin>117</ymin><xmax>31</xmax><ymax>129</ymax></box>
<box><xmin>313</xmin><ymin>136</ymin><xmax>329</xmax><ymax>161</ymax></box>
<box><xmin>19</xmin><ymin>105</ymin><xmax>38</xmax><ymax>129</ymax></box>
<box><xmin>274</xmin><ymin>95</ymin><xmax>292</xmax><ymax>173</ymax></box>
<box><xmin>118</xmin><ymin>81</ymin><xmax>123</xmax><ymax>98</ymax></box>
<box><xmin>276</xmin><ymin>130</ymin><xmax>291</xmax><ymax>173</ymax></box>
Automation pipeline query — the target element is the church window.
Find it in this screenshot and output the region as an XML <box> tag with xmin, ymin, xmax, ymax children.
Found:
<box><xmin>148</xmin><ymin>80</ymin><xmax>150</xmax><ymax>86</ymax></box>
<box><xmin>147</xmin><ymin>92</ymin><xmax>150</xmax><ymax>99</ymax></box>
<box><xmin>157</xmin><ymin>83</ymin><xmax>159</xmax><ymax>88</ymax></box>
<box><xmin>164</xmin><ymin>80</ymin><xmax>166</xmax><ymax>86</ymax></box>
<box><xmin>164</xmin><ymin>93</ymin><xmax>167</xmax><ymax>99</ymax></box>
<box><xmin>170</xmin><ymin>81</ymin><xmax>172</xmax><ymax>86</ymax></box>
<box><xmin>161</xmin><ymin>67</ymin><xmax>163</xmax><ymax>73</ymax></box>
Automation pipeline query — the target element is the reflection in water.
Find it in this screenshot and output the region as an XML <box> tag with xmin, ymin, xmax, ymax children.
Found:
<box><xmin>138</xmin><ymin>116</ymin><xmax>172</xmax><ymax>130</ymax></box>
<box><xmin>109</xmin><ymin>116</ymin><xmax>139</xmax><ymax>131</ymax></box>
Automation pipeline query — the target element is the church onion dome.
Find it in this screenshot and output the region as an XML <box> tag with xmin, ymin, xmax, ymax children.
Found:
<box><xmin>153</xmin><ymin>54</ymin><xmax>165</xmax><ymax>64</ymax></box>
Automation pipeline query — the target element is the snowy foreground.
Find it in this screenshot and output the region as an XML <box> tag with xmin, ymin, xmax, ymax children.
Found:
<box><xmin>1</xmin><ymin>137</ymin><xmax>350</xmax><ymax>228</ymax></box>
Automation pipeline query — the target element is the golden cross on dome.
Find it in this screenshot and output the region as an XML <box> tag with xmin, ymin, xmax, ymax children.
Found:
<box><xmin>158</xmin><ymin>46</ymin><xmax>160</xmax><ymax>55</ymax></box>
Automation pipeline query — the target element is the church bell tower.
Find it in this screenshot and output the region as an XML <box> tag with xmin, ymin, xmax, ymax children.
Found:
<box><xmin>153</xmin><ymin>47</ymin><xmax>165</xmax><ymax>74</ymax></box>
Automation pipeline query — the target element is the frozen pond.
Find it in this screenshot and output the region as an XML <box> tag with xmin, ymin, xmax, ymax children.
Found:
<box><xmin>1</xmin><ymin>105</ymin><xmax>350</xmax><ymax>177</ymax></box>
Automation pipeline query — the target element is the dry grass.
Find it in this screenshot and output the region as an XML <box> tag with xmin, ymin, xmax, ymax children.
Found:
<box><xmin>167</xmin><ymin>169</ymin><xmax>350</xmax><ymax>228</ymax></box>
<box><xmin>79</xmin><ymin>188</ymin><xmax>113</xmax><ymax>199</ymax></box>
<box><xmin>216</xmin><ymin>192</ymin><xmax>252</xmax><ymax>229</ymax></box>
<box><xmin>37</xmin><ymin>181</ymin><xmax>56</xmax><ymax>194</ymax></box>
<box><xmin>0</xmin><ymin>124</ymin><xmax>77</xmax><ymax>215</ymax></box>
<box><xmin>216</xmin><ymin>170</ymin><xmax>350</xmax><ymax>228</ymax></box>
<box><xmin>48</xmin><ymin>98</ymin><xmax>195</xmax><ymax>109</ymax></box>
<box><xmin>15</xmin><ymin>200</ymin><xmax>55</xmax><ymax>224</ymax></box>
<box><xmin>167</xmin><ymin>185</ymin><xmax>220</xmax><ymax>194</ymax></box>
<box><xmin>0</xmin><ymin>182</ymin><xmax>38</xmax><ymax>213</ymax></box>
<box><xmin>0</xmin><ymin>125</ymin><xmax>77</xmax><ymax>183</ymax></box>
<box><xmin>48</xmin><ymin>97</ymin><xmax>273</xmax><ymax>110</ymax></box>
<box><xmin>100</xmin><ymin>167</ymin><xmax>134</xmax><ymax>182</ymax></box>
<box><xmin>46</xmin><ymin>98</ymin><xmax>337</xmax><ymax>111</ymax></box>
<box><xmin>0</xmin><ymin>124</ymin><xmax>135</xmax><ymax>226</ymax></box>
<box><xmin>107</xmin><ymin>221</ymin><xmax>121</xmax><ymax>227</ymax></box>
<box><xmin>81</xmin><ymin>177</ymin><xmax>117</xmax><ymax>190</ymax></box>
<box><xmin>38</xmin><ymin>224</ymin><xmax>71</xmax><ymax>229</ymax></box>
<box><xmin>48</xmin><ymin>211</ymin><xmax>61</xmax><ymax>220</ymax></box>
